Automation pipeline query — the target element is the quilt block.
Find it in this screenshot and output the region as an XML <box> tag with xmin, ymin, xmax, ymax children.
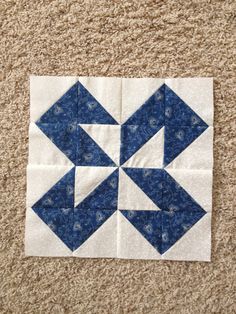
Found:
<box><xmin>26</xmin><ymin>76</ymin><xmax>213</xmax><ymax>261</ymax></box>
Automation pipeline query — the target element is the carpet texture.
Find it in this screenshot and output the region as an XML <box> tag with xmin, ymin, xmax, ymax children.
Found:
<box><xmin>0</xmin><ymin>1</ymin><xmax>235</xmax><ymax>313</ymax></box>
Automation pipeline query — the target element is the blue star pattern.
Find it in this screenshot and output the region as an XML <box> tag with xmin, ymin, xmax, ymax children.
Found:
<box><xmin>32</xmin><ymin>80</ymin><xmax>209</xmax><ymax>254</ymax></box>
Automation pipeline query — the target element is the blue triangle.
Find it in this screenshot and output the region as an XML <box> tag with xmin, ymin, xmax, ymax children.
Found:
<box><xmin>32</xmin><ymin>168</ymin><xmax>75</xmax><ymax>209</ymax></box>
<box><xmin>123</xmin><ymin>168</ymin><xmax>163</xmax><ymax>208</ymax></box>
<box><xmin>77</xmin><ymin>82</ymin><xmax>118</xmax><ymax>124</ymax></box>
<box><xmin>36</xmin><ymin>122</ymin><xmax>78</xmax><ymax>164</ymax></box>
<box><xmin>164</xmin><ymin>126</ymin><xmax>208</xmax><ymax>166</ymax></box>
<box><xmin>32</xmin><ymin>207</ymin><xmax>74</xmax><ymax>250</ymax></box>
<box><xmin>162</xmin><ymin>170</ymin><xmax>207</xmax><ymax>213</ymax></box>
<box><xmin>77</xmin><ymin>126</ymin><xmax>116</xmax><ymax>166</ymax></box>
<box><xmin>161</xmin><ymin>209</ymin><xmax>206</xmax><ymax>254</ymax></box>
<box><xmin>120</xmin><ymin>210</ymin><xmax>162</xmax><ymax>254</ymax></box>
<box><xmin>75</xmin><ymin>169</ymin><xmax>119</xmax><ymax>210</ymax></box>
<box><xmin>32</xmin><ymin>207</ymin><xmax>116</xmax><ymax>251</ymax></box>
<box><xmin>164</xmin><ymin>84</ymin><xmax>209</xmax><ymax>127</ymax></box>
<box><xmin>37</xmin><ymin>83</ymin><xmax>78</xmax><ymax>124</ymax></box>
<box><xmin>120</xmin><ymin>125</ymin><xmax>162</xmax><ymax>165</ymax></box>
<box><xmin>73</xmin><ymin>208</ymin><xmax>116</xmax><ymax>250</ymax></box>
<box><xmin>123</xmin><ymin>84</ymin><xmax>165</xmax><ymax>126</ymax></box>
<box><xmin>160</xmin><ymin>170</ymin><xmax>206</xmax><ymax>253</ymax></box>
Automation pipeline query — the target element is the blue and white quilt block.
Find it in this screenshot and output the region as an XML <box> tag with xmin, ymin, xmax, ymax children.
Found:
<box><xmin>26</xmin><ymin>76</ymin><xmax>213</xmax><ymax>261</ymax></box>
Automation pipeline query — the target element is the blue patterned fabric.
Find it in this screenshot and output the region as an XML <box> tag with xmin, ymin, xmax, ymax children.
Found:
<box><xmin>32</xmin><ymin>168</ymin><xmax>117</xmax><ymax>250</ymax></box>
<box><xmin>120</xmin><ymin>125</ymin><xmax>162</xmax><ymax>165</ymax></box>
<box><xmin>121</xmin><ymin>210</ymin><xmax>162</xmax><ymax>253</ymax></box>
<box><xmin>36</xmin><ymin>82</ymin><xmax>208</xmax><ymax>168</ymax></box>
<box><xmin>77</xmin><ymin>126</ymin><xmax>115</xmax><ymax>166</ymax></box>
<box><xmin>73</xmin><ymin>208</ymin><xmax>116</xmax><ymax>250</ymax></box>
<box><xmin>32</xmin><ymin>168</ymin><xmax>75</xmax><ymax>209</ymax></box>
<box><xmin>37</xmin><ymin>83</ymin><xmax>78</xmax><ymax>124</ymax></box>
<box><xmin>32</xmin><ymin>168</ymin><xmax>75</xmax><ymax>249</ymax></box>
<box><xmin>120</xmin><ymin>83</ymin><xmax>208</xmax><ymax>166</ymax></box>
<box><xmin>33</xmin><ymin>207</ymin><xmax>74</xmax><ymax>250</ymax></box>
<box><xmin>121</xmin><ymin>208</ymin><xmax>205</xmax><ymax>254</ymax></box>
<box><xmin>33</xmin><ymin>205</ymin><xmax>115</xmax><ymax>251</ymax></box>
<box><xmin>36</xmin><ymin>81</ymin><xmax>118</xmax><ymax>165</ymax></box>
<box><xmin>77</xmin><ymin>82</ymin><xmax>118</xmax><ymax>124</ymax></box>
<box><xmin>164</xmin><ymin>84</ymin><xmax>208</xmax><ymax>126</ymax></box>
<box><xmin>120</xmin><ymin>85</ymin><xmax>164</xmax><ymax>164</ymax></box>
<box><xmin>164</xmin><ymin>126</ymin><xmax>208</xmax><ymax>166</ymax></box>
<box><xmin>123</xmin><ymin>84</ymin><xmax>165</xmax><ymax>125</ymax></box>
<box><xmin>162</xmin><ymin>170</ymin><xmax>206</xmax><ymax>214</ymax></box>
<box><xmin>121</xmin><ymin>169</ymin><xmax>206</xmax><ymax>253</ymax></box>
<box><xmin>33</xmin><ymin>80</ymin><xmax>209</xmax><ymax>254</ymax></box>
<box><xmin>161</xmin><ymin>209</ymin><xmax>205</xmax><ymax>253</ymax></box>
<box><xmin>76</xmin><ymin>169</ymin><xmax>119</xmax><ymax>210</ymax></box>
<box><xmin>37</xmin><ymin>122</ymin><xmax>78</xmax><ymax>164</ymax></box>
<box><xmin>123</xmin><ymin>168</ymin><xmax>163</xmax><ymax>208</ymax></box>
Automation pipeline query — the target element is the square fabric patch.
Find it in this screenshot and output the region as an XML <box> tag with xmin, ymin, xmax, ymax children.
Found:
<box><xmin>26</xmin><ymin>76</ymin><xmax>213</xmax><ymax>261</ymax></box>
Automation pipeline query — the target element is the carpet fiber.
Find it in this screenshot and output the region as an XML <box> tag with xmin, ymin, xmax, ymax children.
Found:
<box><xmin>0</xmin><ymin>1</ymin><xmax>235</xmax><ymax>313</ymax></box>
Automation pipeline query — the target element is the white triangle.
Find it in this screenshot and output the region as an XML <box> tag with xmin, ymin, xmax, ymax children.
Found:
<box><xmin>79</xmin><ymin>76</ymin><xmax>122</xmax><ymax>124</ymax></box>
<box><xmin>118</xmin><ymin>168</ymin><xmax>160</xmax><ymax>211</ymax></box>
<box><xmin>123</xmin><ymin>127</ymin><xmax>164</xmax><ymax>168</ymax></box>
<box><xmin>165</xmin><ymin>78</ymin><xmax>214</xmax><ymax>125</ymax></box>
<box><xmin>162</xmin><ymin>214</ymin><xmax>211</xmax><ymax>261</ymax></box>
<box><xmin>25</xmin><ymin>208</ymin><xmax>72</xmax><ymax>256</ymax></box>
<box><xmin>27</xmin><ymin>165</ymin><xmax>73</xmax><ymax>208</ymax></box>
<box><xmin>29</xmin><ymin>123</ymin><xmax>74</xmax><ymax>166</ymax></box>
<box><xmin>80</xmin><ymin>124</ymin><xmax>121</xmax><ymax>166</ymax></box>
<box><xmin>166</xmin><ymin>169</ymin><xmax>212</xmax><ymax>212</ymax></box>
<box><xmin>30</xmin><ymin>76</ymin><xmax>77</xmax><ymax>122</ymax></box>
<box><xmin>74</xmin><ymin>166</ymin><xmax>117</xmax><ymax>207</ymax></box>
<box><xmin>165</xmin><ymin>127</ymin><xmax>213</xmax><ymax>169</ymax></box>
<box><xmin>121</xmin><ymin>78</ymin><xmax>164</xmax><ymax>123</ymax></box>
<box><xmin>117</xmin><ymin>211</ymin><xmax>162</xmax><ymax>260</ymax></box>
<box><xmin>73</xmin><ymin>211</ymin><xmax>117</xmax><ymax>258</ymax></box>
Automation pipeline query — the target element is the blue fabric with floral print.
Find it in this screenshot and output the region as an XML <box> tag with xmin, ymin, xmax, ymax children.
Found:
<box><xmin>76</xmin><ymin>169</ymin><xmax>119</xmax><ymax>210</ymax></box>
<box><xmin>122</xmin><ymin>168</ymin><xmax>163</xmax><ymax>208</ymax></box>
<box><xmin>33</xmin><ymin>205</ymin><xmax>115</xmax><ymax>251</ymax></box>
<box><xmin>32</xmin><ymin>167</ymin><xmax>75</xmax><ymax>209</ymax></box>
<box><xmin>120</xmin><ymin>84</ymin><xmax>165</xmax><ymax>165</ymax></box>
<box><xmin>120</xmin><ymin>125</ymin><xmax>162</xmax><ymax>165</ymax></box>
<box><xmin>161</xmin><ymin>209</ymin><xmax>205</xmax><ymax>253</ymax></box>
<box><xmin>37</xmin><ymin>122</ymin><xmax>78</xmax><ymax>164</ymax></box>
<box><xmin>162</xmin><ymin>170</ymin><xmax>206</xmax><ymax>213</ymax></box>
<box><xmin>32</xmin><ymin>168</ymin><xmax>117</xmax><ymax>250</ymax></box>
<box><xmin>164</xmin><ymin>126</ymin><xmax>208</xmax><ymax>166</ymax></box>
<box><xmin>33</xmin><ymin>81</ymin><xmax>208</xmax><ymax>254</ymax></box>
<box><xmin>33</xmin><ymin>207</ymin><xmax>75</xmax><ymax>250</ymax></box>
<box><xmin>77</xmin><ymin>82</ymin><xmax>118</xmax><ymax>124</ymax></box>
<box><xmin>164</xmin><ymin>84</ymin><xmax>208</xmax><ymax>126</ymax></box>
<box><xmin>77</xmin><ymin>126</ymin><xmax>115</xmax><ymax>166</ymax></box>
<box><xmin>123</xmin><ymin>84</ymin><xmax>165</xmax><ymax>125</ymax></box>
<box><xmin>121</xmin><ymin>210</ymin><xmax>163</xmax><ymax>253</ymax></box>
<box><xmin>37</xmin><ymin>83</ymin><xmax>78</xmax><ymax>124</ymax></box>
<box><xmin>73</xmin><ymin>208</ymin><xmax>116</xmax><ymax>250</ymax></box>
<box><xmin>121</xmin><ymin>168</ymin><xmax>206</xmax><ymax>253</ymax></box>
<box><xmin>121</xmin><ymin>208</ymin><xmax>205</xmax><ymax>254</ymax></box>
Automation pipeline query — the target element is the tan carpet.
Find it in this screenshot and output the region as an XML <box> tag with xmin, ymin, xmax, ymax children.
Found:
<box><xmin>0</xmin><ymin>1</ymin><xmax>235</xmax><ymax>313</ymax></box>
